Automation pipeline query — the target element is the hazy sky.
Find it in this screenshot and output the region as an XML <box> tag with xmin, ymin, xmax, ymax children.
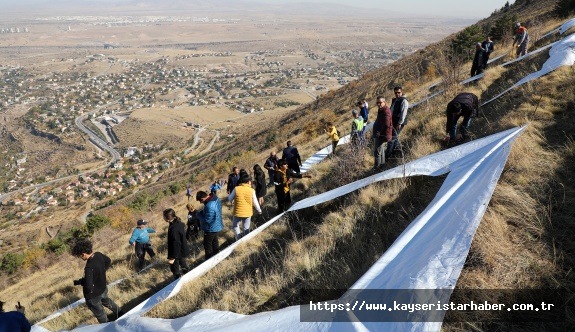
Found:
<box><xmin>3</xmin><ymin>0</ymin><xmax>514</xmax><ymax>19</ymax></box>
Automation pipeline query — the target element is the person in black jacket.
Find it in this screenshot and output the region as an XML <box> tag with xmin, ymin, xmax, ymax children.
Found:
<box><xmin>444</xmin><ymin>92</ymin><xmax>479</xmax><ymax>142</ymax></box>
<box><xmin>481</xmin><ymin>35</ymin><xmax>494</xmax><ymax>68</ymax></box>
<box><xmin>163</xmin><ymin>208</ymin><xmax>190</xmax><ymax>279</ymax></box>
<box><xmin>72</xmin><ymin>240</ymin><xmax>122</xmax><ymax>323</ymax></box>
<box><xmin>274</xmin><ymin>159</ymin><xmax>311</xmax><ymax>213</ymax></box>
<box><xmin>282</xmin><ymin>141</ymin><xmax>302</xmax><ymax>174</ymax></box>
<box><xmin>226</xmin><ymin>167</ymin><xmax>240</xmax><ymax>194</ymax></box>
<box><xmin>470</xmin><ymin>43</ymin><xmax>485</xmax><ymax>77</ymax></box>
<box><xmin>253</xmin><ymin>164</ymin><xmax>267</xmax><ymax>206</ymax></box>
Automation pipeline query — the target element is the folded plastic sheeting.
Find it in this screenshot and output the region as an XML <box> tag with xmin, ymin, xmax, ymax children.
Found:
<box><xmin>66</xmin><ymin>126</ymin><xmax>526</xmax><ymax>332</ymax></box>
<box><xmin>484</xmin><ymin>34</ymin><xmax>575</xmax><ymax>105</ymax></box>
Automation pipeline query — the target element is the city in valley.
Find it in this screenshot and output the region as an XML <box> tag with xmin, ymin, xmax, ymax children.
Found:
<box><xmin>0</xmin><ymin>1</ymin><xmax>469</xmax><ymax>251</ymax></box>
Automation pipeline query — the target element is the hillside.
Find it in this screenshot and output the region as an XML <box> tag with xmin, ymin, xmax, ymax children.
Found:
<box><xmin>1</xmin><ymin>0</ymin><xmax>574</xmax><ymax>331</ymax></box>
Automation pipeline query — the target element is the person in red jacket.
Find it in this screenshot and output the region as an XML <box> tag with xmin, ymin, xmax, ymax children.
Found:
<box><xmin>373</xmin><ymin>96</ymin><xmax>393</xmax><ymax>170</ymax></box>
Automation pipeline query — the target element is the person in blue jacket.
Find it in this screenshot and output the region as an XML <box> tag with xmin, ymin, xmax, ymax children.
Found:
<box><xmin>0</xmin><ymin>301</ymin><xmax>31</xmax><ymax>332</ymax></box>
<box><xmin>129</xmin><ymin>219</ymin><xmax>156</xmax><ymax>269</ymax></box>
<box><xmin>195</xmin><ymin>190</ymin><xmax>224</xmax><ymax>259</ymax></box>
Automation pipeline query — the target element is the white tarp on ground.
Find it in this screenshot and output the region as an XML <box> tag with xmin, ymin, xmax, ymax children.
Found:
<box><xmin>559</xmin><ymin>17</ymin><xmax>575</xmax><ymax>34</ymax></box>
<box><xmin>63</xmin><ymin>126</ymin><xmax>526</xmax><ymax>332</ymax></box>
<box><xmin>483</xmin><ymin>33</ymin><xmax>575</xmax><ymax>105</ymax></box>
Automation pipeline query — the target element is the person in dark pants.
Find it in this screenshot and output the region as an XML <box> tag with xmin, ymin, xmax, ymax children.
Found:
<box><xmin>481</xmin><ymin>35</ymin><xmax>494</xmax><ymax>68</ymax></box>
<box><xmin>128</xmin><ymin>219</ymin><xmax>156</xmax><ymax>269</ymax></box>
<box><xmin>72</xmin><ymin>240</ymin><xmax>122</xmax><ymax>323</ymax></box>
<box><xmin>470</xmin><ymin>43</ymin><xmax>485</xmax><ymax>77</ymax></box>
<box><xmin>444</xmin><ymin>92</ymin><xmax>480</xmax><ymax>142</ymax></box>
<box><xmin>0</xmin><ymin>301</ymin><xmax>31</xmax><ymax>332</ymax></box>
<box><xmin>163</xmin><ymin>208</ymin><xmax>190</xmax><ymax>279</ymax></box>
<box><xmin>264</xmin><ymin>152</ymin><xmax>279</xmax><ymax>186</ymax></box>
<box><xmin>282</xmin><ymin>141</ymin><xmax>302</xmax><ymax>174</ymax></box>
<box><xmin>253</xmin><ymin>164</ymin><xmax>267</xmax><ymax>206</ymax></box>
<box><xmin>195</xmin><ymin>191</ymin><xmax>224</xmax><ymax>260</ymax></box>
<box><xmin>274</xmin><ymin>159</ymin><xmax>312</xmax><ymax>213</ymax></box>
<box><xmin>226</xmin><ymin>167</ymin><xmax>240</xmax><ymax>194</ymax></box>
<box><xmin>386</xmin><ymin>86</ymin><xmax>409</xmax><ymax>159</ymax></box>
<box><xmin>373</xmin><ymin>96</ymin><xmax>393</xmax><ymax>170</ymax></box>
<box><xmin>186</xmin><ymin>203</ymin><xmax>201</xmax><ymax>241</ymax></box>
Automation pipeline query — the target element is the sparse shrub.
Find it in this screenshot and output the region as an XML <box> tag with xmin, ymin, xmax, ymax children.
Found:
<box><xmin>106</xmin><ymin>206</ymin><xmax>134</xmax><ymax>233</ymax></box>
<box><xmin>23</xmin><ymin>248</ymin><xmax>47</xmax><ymax>269</ymax></box>
<box><xmin>0</xmin><ymin>252</ymin><xmax>24</xmax><ymax>274</ymax></box>
<box><xmin>44</xmin><ymin>238</ymin><xmax>68</xmax><ymax>255</ymax></box>
<box><xmin>85</xmin><ymin>215</ymin><xmax>111</xmax><ymax>234</ymax></box>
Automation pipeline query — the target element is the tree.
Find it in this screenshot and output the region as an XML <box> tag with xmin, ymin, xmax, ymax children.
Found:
<box><xmin>1</xmin><ymin>252</ymin><xmax>24</xmax><ymax>274</ymax></box>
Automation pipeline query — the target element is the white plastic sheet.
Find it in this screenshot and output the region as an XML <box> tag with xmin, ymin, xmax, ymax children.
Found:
<box><xmin>64</xmin><ymin>126</ymin><xmax>526</xmax><ymax>332</ymax></box>
<box><xmin>484</xmin><ymin>34</ymin><xmax>575</xmax><ymax>105</ymax></box>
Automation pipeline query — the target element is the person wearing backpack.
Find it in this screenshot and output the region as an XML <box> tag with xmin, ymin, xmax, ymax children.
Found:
<box><xmin>512</xmin><ymin>22</ymin><xmax>529</xmax><ymax>58</ymax></box>
<box><xmin>326</xmin><ymin>122</ymin><xmax>340</xmax><ymax>156</ymax></box>
<box><xmin>195</xmin><ymin>191</ymin><xmax>224</xmax><ymax>259</ymax></box>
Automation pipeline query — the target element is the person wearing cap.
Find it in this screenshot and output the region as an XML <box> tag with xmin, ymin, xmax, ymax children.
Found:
<box><xmin>0</xmin><ymin>301</ymin><xmax>31</xmax><ymax>332</ymax></box>
<box><xmin>444</xmin><ymin>92</ymin><xmax>479</xmax><ymax>142</ymax></box>
<box><xmin>128</xmin><ymin>219</ymin><xmax>156</xmax><ymax>269</ymax></box>
<box><xmin>512</xmin><ymin>22</ymin><xmax>529</xmax><ymax>58</ymax></box>
<box><xmin>274</xmin><ymin>159</ymin><xmax>312</xmax><ymax>213</ymax></box>
<box><xmin>228</xmin><ymin>172</ymin><xmax>262</xmax><ymax>240</ymax></box>
<box><xmin>470</xmin><ymin>42</ymin><xmax>485</xmax><ymax>77</ymax></box>
<box><xmin>282</xmin><ymin>140</ymin><xmax>302</xmax><ymax>174</ymax></box>
<box><xmin>350</xmin><ymin>109</ymin><xmax>365</xmax><ymax>148</ymax></box>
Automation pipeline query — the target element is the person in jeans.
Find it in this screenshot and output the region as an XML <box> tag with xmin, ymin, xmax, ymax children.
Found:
<box><xmin>228</xmin><ymin>173</ymin><xmax>262</xmax><ymax>240</ymax></box>
<box><xmin>444</xmin><ymin>92</ymin><xmax>479</xmax><ymax>142</ymax></box>
<box><xmin>72</xmin><ymin>240</ymin><xmax>122</xmax><ymax>323</ymax></box>
<box><xmin>386</xmin><ymin>86</ymin><xmax>409</xmax><ymax>159</ymax></box>
<box><xmin>128</xmin><ymin>219</ymin><xmax>156</xmax><ymax>269</ymax></box>
<box><xmin>195</xmin><ymin>191</ymin><xmax>224</xmax><ymax>259</ymax></box>
<box><xmin>163</xmin><ymin>208</ymin><xmax>190</xmax><ymax>279</ymax></box>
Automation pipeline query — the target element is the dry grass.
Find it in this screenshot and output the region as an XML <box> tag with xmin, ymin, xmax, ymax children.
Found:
<box><xmin>2</xmin><ymin>1</ymin><xmax>574</xmax><ymax>330</ymax></box>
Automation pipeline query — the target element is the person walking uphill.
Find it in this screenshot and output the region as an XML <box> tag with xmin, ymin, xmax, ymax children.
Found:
<box><xmin>274</xmin><ymin>159</ymin><xmax>312</xmax><ymax>213</ymax></box>
<box><xmin>163</xmin><ymin>208</ymin><xmax>190</xmax><ymax>279</ymax></box>
<box><xmin>373</xmin><ymin>96</ymin><xmax>393</xmax><ymax>170</ymax></box>
<box><xmin>128</xmin><ymin>219</ymin><xmax>156</xmax><ymax>269</ymax></box>
<box><xmin>253</xmin><ymin>164</ymin><xmax>267</xmax><ymax>206</ymax></box>
<box><xmin>282</xmin><ymin>140</ymin><xmax>302</xmax><ymax>174</ymax></box>
<box><xmin>195</xmin><ymin>191</ymin><xmax>224</xmax><ymax>259</ymax></box>
<box><xmin>72</xmin><ymin>240</ymin><xmax>122</xmax><ymax>323</ymax></box>
<box><xmin>228</xmin><ymin>172</ymin><xmax>262</xmax><ymax>240</ymax></box>
<box><xmin>444</xmin><ymin>92</ymin><xmax>479</xmax><ymax>143</ymax></box>
<box><xmin>512</xmin><ymin>22</ymin><xmax>529</xmax><ymax>58</ymax></box>
<box><xmin>386</xmin><ymin>86</ymin><xmax>408</xmax><ymax>159</ymax></box>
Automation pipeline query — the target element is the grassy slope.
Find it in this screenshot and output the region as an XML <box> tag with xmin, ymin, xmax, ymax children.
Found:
<box><xmin>1</xmin><ymin>0</ymin><xmax>574</xmax><ymax>330</ymax></box>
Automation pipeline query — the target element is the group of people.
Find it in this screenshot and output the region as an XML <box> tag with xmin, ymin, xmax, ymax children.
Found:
<box><xmin>470</xmin><ymin>22</ymin><xmax>530</xmax><ymax>77</ymax></box>
<box><xmin>326</xmin><ymin>86</ymin><xmax>410</xmax><ymax>170</ymax></box>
